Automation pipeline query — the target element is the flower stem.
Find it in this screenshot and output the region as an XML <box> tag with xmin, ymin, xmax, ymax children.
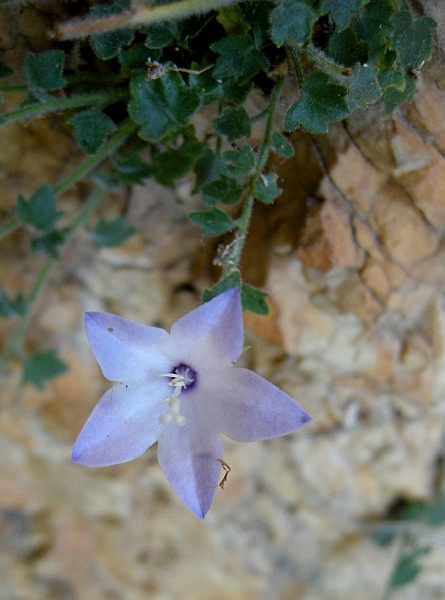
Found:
<box><xmin>0</xmin><ymin>188</ymin><xmax>105</xmax><ymax>370</ymax></box>
<box><xmin>0</xmin><ymin>90</ymin><xmax>128</xmax><ymax>125</ymax></box>
<box><xmin>225</xmin><ymin>76</ymin><xmax>284</xmax><ymax>276</ymax></box>
<box><xmin>55</xmin><ymin>0</ymin><xmax>239</xmax><ymax>39</ymax></box>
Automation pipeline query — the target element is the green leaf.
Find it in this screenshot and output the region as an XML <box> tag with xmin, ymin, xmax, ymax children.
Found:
<box><xmin>389</xmin><ymin>547</ymin><xmax>431</xmax><ymax>589</ymax></box>
<box><xmin>222</xmin><ymin>80</ymin><xmax>254</xmax><ymax>105</ymax></box>
<box><xmin>24</xmin><ymin>51</ymin><xmax>66</xmax><ymax>91</ymax></box>
<box><xmin>203</xmin><ymin>271</ymin><xmax>241</xmax><ymax>302</ymax></box>
<box><xmin>211</xmin><ymin>33</ymin><xmax>269</xmax><ymax>84</ymax></box>
<box><xmin>370</xmin><ymin>528</ymin><xmax>396</xmax><ymax>547</ymax></box>
<box><xmin>321</xmin><ymin>0</ymin><xmax>363</xmax><ymax>30</ymax></box>
<box><xmin>129</xmin><ymin>70</ymin><xmax>199</xmax><ymax>142</ymax></box>
<box><xmin>118</xmin><ymin>44</ymin><xmax>150</xmax><ymax>71</ymax></box>
<box><xmin>90</xmin><ymin>0</ymin><xmax>134</xmax><ymax>60</ymax></box>
<box><xmin>30</xmin><ymin>231</ymin><xmax>65</xmax><ymax>258</ymax></box>
<box><xmin>0</xmin><ymin>288</ymin><xmax>26</xmax><ymax>318</ymax></box>
<box><xmin>358</xmin><ymin>0</ymin><xmax>394</xmax><ymax>62</ymax></box>
<box><xmin>244</xmin><ymin>1</ymin><xmax>274</xmax><ymax>49</ymax></box>
<box><xmin>285</xmin><ymin>72</ymin><xmax>350</xmax><ymax>133</ymax></box>
<box><xmin>152</xmin><ymin>126</ymin><xmax>205</xmax><ymax>186</ymax></box>
<box><xmin>22</xmin><ymin>350</ymin><xmax>68</xmax><ymax>390</ymax></box>
<box><xmin>254</xmin><ymin>173</ymin><xmax>282</xmax><ymax>203</ymax></box>
<box><xmin>221</xmin><ymin>145</ymin><xmax>255</xmax><ymax>177</ymax></box>
<box><xmin>391</xmin><ymin>12</ymin><xmax>436</xmax><ymax>70</ymax></box>
<box><xmin>17</xmin><ymin>185</ymin><xmax>62</xmax><ymax>232</ymax></box>
<box><xmin>327</xmin><ymin>28</ymin><xmax>368</xmax><ymax>67</ymax></box>
<box><xmin>90</xmin><ymin>218</ymin><xmax>135</xmax><ymax>249</ymax></box>
<box><xmin>68</xmin><ymin>108</ymin><xmax>117</xmax><ymax>155</ymax></box>
<box><xmin>189</xmin><ymin>60</ymin><xmax>222</xmax><ymax>105</ymax></box>
<box><xmin>213</xmin><ymin>107</ymin><xmax>251</xmax><ymax>142</ymax></box>
<box><xmin>0</xmin><ymin>59</ymin><xmax>13</xmax><ymax>79</ymax></box>
<box><xmin>189</xmin><ymin>207</ymin><xmax>234</xmax><ymax>236</ymax></box>
<box><xmin>202</xmin><ymin>175</ymin><xmax>244</xmax><ymax>206</ymax></box>
<box><xmin>194</xmin><ymin>148</ymin><xmax>222</xmax><ymax>190</ymax></box>
<box><xmin>383</xmin><ymin>75</ymin><xmax>415</xmax><ymax>113</ymax></box>
<box><xmin>271</xmin><ymin>132</ymin><xmax>294</xmax><ymax>157</ymax></box>
<box><xmin>144</xmin><ymin>21</ymin><xmax>178</xmax><ymax>48</ymax></box>
<box><xmin>424</xmin><ymin>495</ymin><xmax>445</xmax><ymax>526</ymax></box>
<box><xmin>216</xmin><ymin>5</ymin><xmax>250</xmax><ymax>35</ymax></box>
<box><xmin>241</xmin><ymin>284</ymin><xmax>269</xmax><ymax>315</ymax></box>
<box><xmin>112</xmin><ymin>153</ymin><xmax>153</xmax><ymax>184</ymax></box>
<box><xmin>270</xmin><ymin>0</ymin><xmax>318</xmax><ymax>47</ymax></box>
<box><xmin>347</xmin><ymin>64</ymin><xmax>381</xmax><ymax>107</ymax></box>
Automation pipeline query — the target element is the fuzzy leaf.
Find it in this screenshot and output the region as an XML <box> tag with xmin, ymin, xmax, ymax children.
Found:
<box><xmin>118</xmin><ymin>45</ymin><xmax>150</xmax><ymax>71</ymax></box>
<box><xmin>383</xmin><ymin>75</ymin><xmax>415</xmax><ymax>113</ymax></box>
<box><xmin>347</xmin><ymin>64</ymin><xmax>381</xmax><ymax>107</ymax></box>
<box><xmin>254</xmin><ymin>173</ymin><xmax>282</xmax><ymax>203</ymax></box>
<box><xmin>391</xmin><ymin>12</ymin><xmax>436</xmax><ymax>70</ymax></box>
<box><xmin>389</xmin><ymin>547</ymin><xmax>431</xmax><ymax>589</ymax></box>
<box><xmin>129</xmin><ymin>70</ymin><xmax>199</xmax><ymax>142</ymax></box>
<box><xmin>285</xmin><ymin>72</ymin><xmax>350</xmax><ymax>133</ymax></box>
<box><xmin>211</xmin><ymin>33</ymin><xmax>269</xmax><ymax>84</ymax></box>
<box><xmin>271</xmin><ymin>132</ymin><xmax>294</xmax><ymax>157</ymax></box>
<box><xmin>189</xmin><ymin>208</ymin><xmax>233</xmax><ymax>236</ymax></box>
<box><xmin>30</xmin><ymin>231</ymin><xmax>65</xmax><ymax>258</ymax></box>
<box><xmin>90</xmin><ymin>0</ymin><xmax>134</xmax><ymax>60</ymax></box>
<box><xmin>327</xmin><ymin>28</ymin><xmax>368</xmax><ymax>67</ymax></box>
<box><xmin>216</xmin><ymin>5</ymin><xmax>250</xmax><ymax>35</ymax></box>
<box><xmin>358</xmin><ymin>0</ymin><xmax>394</xmax><ymax>62</ymax></box>
<box><xmin>244</xmin><ymin>1</ymin><xmax>274</xmax><ymax>49</ymax></box>
<box><xmin>241</xmin><ymin>284</ymin><xmax>269</xmax><ymax>315</ymax></box>
<box><xmin>194</xmin><ymin>148</ymin><xmax>222</xmax><ymax>190</ymax></box>
<box><xmin>0</xmin><ymin>288</ymin><xmax>26</xmax><ymax>318</ymax></box>
<box><xmin>144</xmin><ymin>21</ymin><xmax>178</xmax><ymax>48</ymax></box>
<box><xmin>17</xmin><ymin>185</ymin><xmax>62</xmax><ymax>232</ymax></box>
<box><xmin>202</xmin><ymin>175</ymin><xmax>244</xmax><ymax>206</ymax></box>
<box><xmin>112</xmin><ymin>153</ymin><xmax>153</xmax><ymax>184</ymax></box>
<box><xmin>68</xmin><ymin>108</ymin><xmax>117</xmax><ymax>155</ymax></box>
<box><xmin>25</xmin><ymin>51</ymin><xmax>66</xmax><ymax>91</ymax></box>
<box><xmin>321</xmin><ymin>0</ymin><xmax>363</xmax><ymax>30</ymax></box>
<box><xmin>270</xmin><ymin>0</ymin><xmax>318</xmax><ymax>47</ymax></box>
<box><xmin>221</xmin><ymin>145</ymin><xmax>255</xmax><ymax>177</ymax></box>
<box><xmin>23</xmin><ymin>350</ymin><xmax>68</xmax><ymax>390</ymax></box>
<box><xmin>213</xmin><ymin>107</ymin><xmax>251</xmax><ymax>142</ymax></box>
<box><xmin>203</xmin><ymin>272</ymin><xmax>241</xmax><ymax>303</ymax></box>
<box><xmin>90</xmin><ymin>218</ymin><xmax>135</xmax><ymax>249</ymax></box>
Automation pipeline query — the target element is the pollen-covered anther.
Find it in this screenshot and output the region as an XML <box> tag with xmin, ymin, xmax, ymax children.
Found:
<box><xmin>159</xmin><ymin>373</ymin><xmax>187</xmax><ymax>426</ymax></box>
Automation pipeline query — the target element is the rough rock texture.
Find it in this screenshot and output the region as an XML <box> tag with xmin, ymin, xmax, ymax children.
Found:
<box><xmin>1</xmin><ymin>7</ymin><xmax>445</xmax><ymax>600</ymax></box>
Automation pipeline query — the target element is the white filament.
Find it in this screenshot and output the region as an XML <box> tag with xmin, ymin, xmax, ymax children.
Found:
<box><xmin>159</xmin><ymin>373</ymin><xmax>187</xmax><ymax>426</ymax></box>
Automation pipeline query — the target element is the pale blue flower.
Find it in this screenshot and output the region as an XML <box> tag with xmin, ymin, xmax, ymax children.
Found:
<box><xmin>72</xmin><ymin>288</ymin><xmax>311</xmax><ymax>518</ymax></box>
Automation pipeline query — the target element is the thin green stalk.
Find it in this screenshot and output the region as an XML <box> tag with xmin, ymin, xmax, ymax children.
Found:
<box><xmin>56</xmin><ymin>0</ymin><xmax>239</xmax><ymax>39</ymax></box>
<box><xmin>0</xmin><ymin>89</ymin><xmax>128</xmax><ymax>125</ymax></box>
<box><xmin>225</xmin><ymin>77</ymin><xmax>284</xmax><ymax>276</ymax></box>
<box><xmin>286</xmin><ymin>46</ymin><xmax>304</xmax><ymax>88</ymax></box>
<box><xmin>0</xmin><ymin>189</ymin><xmax>105</xmax><ymax>369</ymax></box>
<box><xmin>0</xmin><ymin>84</ymin><xmax>28</xmax><ymax>93</ymax></box>
<box><xmin>53</xmin><ymin>118</ymin><xmax>137</xmax><ymax>195</ymax></box>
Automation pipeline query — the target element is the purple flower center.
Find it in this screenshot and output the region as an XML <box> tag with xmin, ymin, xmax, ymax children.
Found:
<box><xmin>174</xmin><ymin>364</ymin><xmax>197</xmax><ymax>391</ymax></box>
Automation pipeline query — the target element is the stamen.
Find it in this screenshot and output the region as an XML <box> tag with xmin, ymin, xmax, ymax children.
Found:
<box><xmin>159</xmin><ymin>373</ymin><xmax>187</xmax><ymax>426</ymax></box>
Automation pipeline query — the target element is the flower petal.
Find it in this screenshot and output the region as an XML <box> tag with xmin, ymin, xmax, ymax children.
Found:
<box><xmin>72</xmin><ymin>379</ymin><xmax>167</xmax><ymax>466</ymax></box>
<box><xmin>157</xmin><ymin>419</ymin><xmax>223</xmax><ymax>519</ymax></box>
<box><xmin>170</xmin><ymin>288</ymin><xmax>243</xmax><ymax>364</ymax></box>
<box><xmin>85</xmin><ymin>312</ymin><xmax>171</xmax><ymax>382</ymax></box>
<box><xmin>212</xmin><ymin>367</ymin><xmax>312</xmax><ymax>442</ymax></box>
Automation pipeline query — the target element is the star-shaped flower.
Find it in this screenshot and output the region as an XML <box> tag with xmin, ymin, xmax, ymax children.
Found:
<box><xmin>72</xmin><ymin>288</ymin><xmax>311</xmax><ymax>518</ymax></box>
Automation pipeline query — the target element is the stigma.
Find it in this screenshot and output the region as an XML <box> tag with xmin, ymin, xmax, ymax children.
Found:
<box><xmin>159</xmin><ymin>373</ymin><xmax>187</xmax><ymax>426</ymax></box>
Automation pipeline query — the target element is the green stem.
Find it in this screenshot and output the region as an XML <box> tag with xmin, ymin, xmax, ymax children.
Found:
<box><xmin>286</xmin><ymin>46</ymin><xmax>304</xmax><ymax>88</ymax></box>
<box><xmin>56</xmin><ymin>0</ymin><xmax>240</xmax><ymax>39</ymax></box>
<box><xmin>0</xmin><ymin>189</ymin><xmax>105</xmax><ymax>370</ymax></box>
<box><xmin>0</xmin><ymin>84</ymin><xmax>28</xmax><ymax>93</ymax></box>
<box><xmin>0</xmin><ymin>89</ymin><xmax>127</xmax><ymax>125</ymax></box>
<box><xmin>53</xmin><ymin>118</ymin><xmax>137</xmax><ymax>195</ymax></box>
<box><xmin>225</xmin><ymin>77</ymin><xmax>284</xmax><ymax>276</ymax></box>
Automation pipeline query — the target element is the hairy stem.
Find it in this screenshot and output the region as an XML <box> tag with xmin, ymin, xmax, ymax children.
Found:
<box><xmin>0</xmin><ymin>90</ymin><xmax>128</xmax><ymax>125</ymax></box>
<box><xmin>56</xmin><ymin>0</ymin><xmax>239</xmax><ymax>40</ymax></box>
<box><xmin>225</xmin><ymin>76</ymin><xmax>284</xmax><ymax>276</ymax></box>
